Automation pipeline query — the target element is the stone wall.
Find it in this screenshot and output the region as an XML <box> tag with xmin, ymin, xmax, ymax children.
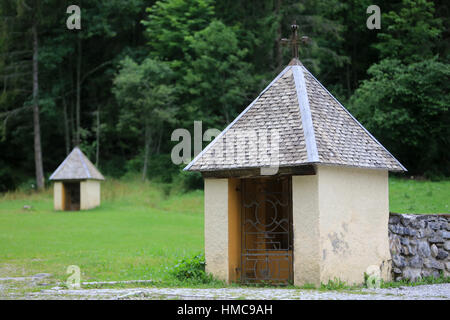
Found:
<box><xmin>389</xmin><ymin>213</ymin><xmax>450</xmax><ymax>281</ymax></box>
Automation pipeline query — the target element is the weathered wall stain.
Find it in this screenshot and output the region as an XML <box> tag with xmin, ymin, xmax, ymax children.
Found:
<box><xmin>328</xmin><ymin>232</ymin><xmax>350</xmax><ymax>255</ymax></box>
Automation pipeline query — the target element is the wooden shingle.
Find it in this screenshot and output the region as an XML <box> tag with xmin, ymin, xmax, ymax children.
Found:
<box><xmin>49</xmin><ymin>147</ymin><xmax>105</xmax><ymax>181</ymax></box>
<box><xmin>185</xmin><ymin>59</ymin><xmax>406</xmax><ymax>173</ymax></box>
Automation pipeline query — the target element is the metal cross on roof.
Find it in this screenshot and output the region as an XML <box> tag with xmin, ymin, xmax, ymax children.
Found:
<box><xmin>281</xmin><ymin>21</ymin><xmax>309</xmax><ymax>59</ymax></box>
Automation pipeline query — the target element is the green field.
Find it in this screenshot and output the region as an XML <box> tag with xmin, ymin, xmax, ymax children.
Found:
<box><xmin>389</xmin><ymin>177</ymin><xmax>450</xmax><ymax>213</ymax></box>
<box><xmin>0</xmin><ymin>177</ymin><xmax>204</xmax><ymax>284</ymax></box>
<box><xmin>0</xmin><ymin>176</ymin><xmax>448</xmax><ymax>284</ymax></box>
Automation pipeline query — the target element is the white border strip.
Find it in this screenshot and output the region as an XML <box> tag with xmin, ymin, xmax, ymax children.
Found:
<box><xmin>77</xmin><ymin>147</ymin><xmax>92</xmax><ymax>179</ymax></box>
<box><xmin>292</xmin><ymin>66</ymin><xmax>319</xmax><ymax>163</ymax></box>
<box><xmin>184</xmin><ymin>66</ymin><xmax>292</xmax><ymax>171</ymax></box>
<box><xmin>303</xmin><ymin>67</ymin><xmax>407</xmax><ymax>171</ymax></box>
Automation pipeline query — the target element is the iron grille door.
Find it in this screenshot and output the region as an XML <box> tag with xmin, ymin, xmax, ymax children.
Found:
<box><xmin>241</xmin><ymin>176</ymin><xmax>293</xmax><ymax>284</ymax></box>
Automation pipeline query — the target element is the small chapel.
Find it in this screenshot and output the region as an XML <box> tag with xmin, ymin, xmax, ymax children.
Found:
<box><xmin>184</xmin><ymin>23</ymin><xmax>406</xmax><ymax>286</ymax></box>
<box><xmin>49</xmin><ymin>147</ymin><xmax>105</xmax><ymax>211</ymax></box>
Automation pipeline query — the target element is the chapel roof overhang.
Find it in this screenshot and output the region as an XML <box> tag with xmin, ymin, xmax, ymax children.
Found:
<box><xmin>184</xmin><ymin>60</ymin><xmax>406</xmax><ymax>173</ymax></box>
<box><xmin>49</xmin><ymin>147</ymin><xmax>105</xmax><ymax>181</ymax></box>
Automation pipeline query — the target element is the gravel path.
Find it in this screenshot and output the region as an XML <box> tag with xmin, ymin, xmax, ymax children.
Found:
<box><xmin>4</xmin><ymin>283</ymin><xmax>448</xmax><ymax>300</ymax></box>
<box><xmin>1</xmin><ymin>274</ymin><xmax>449</xmax><ymax>300</ymax></box>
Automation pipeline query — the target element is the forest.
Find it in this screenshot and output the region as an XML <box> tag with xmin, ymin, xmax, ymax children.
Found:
<box><xmin>0</xmin><ymin>0</ymin><xmax>448</xmax><ymax>192</ymax></box>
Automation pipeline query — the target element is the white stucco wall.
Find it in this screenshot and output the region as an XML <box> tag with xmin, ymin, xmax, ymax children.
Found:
<box><xmin>204</xmin><ymin>178</ymin><xmax>229</xmax><ymax>281</ymax></box>
<box><xmin>292</xmin><ymin>166</ymin><xmax>391</xmax><ymax>286</ymax></box>
<box><xmin>53</xmin><ymin>182</ymin><xmax>63</xmax><ymax>211</ymax></box>
<box><xmin>317</xmin><ymin>166</ymin><xmax>391</xmax><ymax>285</ymax></box>
<box><xmin>204</xmin><ymin>166</ymin><xmax>390</xmax><ymax>286</ymax></box>
<box><xmin>292</xmin><ymin>175</ymin><xmax>321</xmax><ymax>286</ymax></box>
<box><xmin>80</xmin><ymin>180</ymin><xmax>101</xmax><ymax>210</ymax></box>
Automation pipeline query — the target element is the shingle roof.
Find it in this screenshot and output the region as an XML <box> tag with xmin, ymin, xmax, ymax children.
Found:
<box><xmin>185</xmin><ymin>59</ymin><xmax>406</xmax><ymax>172</ymax></box>
<box><xmin>49</xmin><ymin>147</ymin><xmax>105</xmax><ymax>181</ymax></box>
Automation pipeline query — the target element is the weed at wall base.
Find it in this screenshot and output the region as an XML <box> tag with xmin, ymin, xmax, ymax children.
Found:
<box><xmin>166</xmin><ymin>253</ymin><xmax>223</xmax><ymax>286</ymax></box>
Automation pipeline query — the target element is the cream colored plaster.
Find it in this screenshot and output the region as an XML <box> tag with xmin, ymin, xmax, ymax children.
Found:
<box><xmin>292</xmin><ymin>175</ymin><xmax>321</xmax><ymax>286</ymax></box>
<box><xmin>205</xmin><ymin>166</ymin><xmax>390</xmax><ymax>286</ymax></box>
<box><xmin>204</xmin><ymin>178</ymin><xmax>229</xmax><ymax>281</ymax></box>
<box><xmin>317</xmin><ymin>166</ymin><xmax>391</xmax><ymax>285</ymax></box>
<box><xmin>80</xmin><ymin>180</ymin><xmax>101</xmax><ymax>210</ymax></box>
<box><xmin>53</xmin><ymin>182</ymin><xmax>63</xmax><ymax>211</ymax></box>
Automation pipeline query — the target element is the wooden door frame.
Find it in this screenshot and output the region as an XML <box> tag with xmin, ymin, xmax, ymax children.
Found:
<box><xmin>239</xmin><ymin>176</ymin><xmax>293</xmax><ymax>284</ymax></box>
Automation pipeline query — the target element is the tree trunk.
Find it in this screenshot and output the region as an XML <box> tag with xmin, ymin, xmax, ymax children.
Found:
<box><xmin>75</xmin><ymin>36</ymin><xmax>81</xmax><ymax>145</ymax></box>
<box><xmin>275</xmin><ymin>0</ymin><xmax>283</xmax><ymax>69</ymax></box>
<box><xmin>68</xmin><ymin>58</ymin><xmax>76</xmax><ymax>147</ymax></box>
<box><xmin>70</xmin><ymin>99</ymin><xmax>76</xmax><ymax>146</ymax></box>
<box><xmin>62</xmin><ymin>94</ymin><xmax>70</xmax><ymax>155</ymax></box>
<box><xmin>346</xmin><ymin>63</ymin><xmax>351</xmax><ymax>98</ymax></box>
<box><xmin>32</xmin><ymin>23</ymin><xmax>44</xmax><ymax>190</ymax></box>
<box><xmin>95</xmin><ymin>105</ymin><xmax>100</xmax><ymax>167</ymax></box>
<box><xmin>60</xmin><ymin>68</ymin><xmax>70</xmax><ymax>155</ymax></box>
<box><xmin>142</xmin><ymin>122</ymin><xmax>151</xmax><ymax>181</ymax></box>
<box><xmin>156</xmin><ymin>125</ymin><xmax>163</xmax><ymax>154</ymax></box>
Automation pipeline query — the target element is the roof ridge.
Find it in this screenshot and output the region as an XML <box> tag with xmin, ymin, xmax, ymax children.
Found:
<box><xmin>288</xmin><ymin>58</ymin><xmax>303</xmax><ymax>66</ymax></box>
<box><xmin>292</xmin><ymin>65</ymin><xmax>319</xmax><ymax>163</ymax></box>
<box><xmin>49</xmin><ymin>147</ymin><xmax>105</xmax><ymax>181</ymax></box>
<box><xmin>76</xmin><ymin>147</ymin><xmax>92</xmax><ymax>179</ymax></box>
<box><xmin>183</xmin><ymin>62</ymin><xmax>406</xmax><ymax>173</ymax></box>
<box><xmin>301</xmin><ymin>66</ymin><xmax>407</xmax><ymax>171</ymax></box>
<box><xmin>184</xmin><ymin>65</ymin><xmax>292</xmax><ymax>171</ymax></box>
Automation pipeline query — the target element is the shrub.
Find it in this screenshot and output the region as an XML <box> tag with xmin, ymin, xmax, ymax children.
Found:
<box><xmin>168</xmin><ymin>253</ymin><xmax>213</xmax><ymax>284</ymax></box>
<box><xmin>16</xmin><ymin>178</ymin><xmax>38</xmax><ymax>194</ymax></box>
<box><xmin>178</xmin><ymin>170</ymin><xmax>203</xmax><ymax>191</ymax></box>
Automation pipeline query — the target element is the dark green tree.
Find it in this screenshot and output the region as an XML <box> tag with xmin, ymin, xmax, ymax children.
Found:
<box><xmin>350</xmin><ymin>0</ymin><xmax>448</xmax><ymax>176</ymax></box>
<box><xmin>142</xmin><ymin>0</ymin><xmax>214</xmax><ymax>64</ymax></box>
<box><xmin>374</xmin><ymin>0</ymin><xmax>443</xmax><ymax>64</ymax></box>
<box><xmin>113</xmin><ymin>57</ymin><xmax>176</xmax><ymax>180</ymax></box>
<box><xmin>350</xmin><ymin>59</ymin><xmax>449</xmax><ymax>176</ymax></box>
<box><xmin>184</xmin><ymin>20</ymin><xmax>254</xmax><ymax>125</ymax></box>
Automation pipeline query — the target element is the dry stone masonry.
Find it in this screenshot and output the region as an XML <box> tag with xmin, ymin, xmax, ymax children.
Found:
<box><xmin>389</xmin><ymin>213</ymin><xmax>450</xmax><ymax>281</ymax></box>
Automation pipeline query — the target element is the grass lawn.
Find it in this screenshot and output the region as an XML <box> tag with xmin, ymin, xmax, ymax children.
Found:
<box><xmin>0</xmin><ymin>177</ymin><xmax>204</xmax><ymax>284</ymax></box>
<box><xmin>389</xmin><ymin>177</ymin><xmax>449</xmax><ymax>214</ymax></box>
<box><xmin>0</xmin><ymin>176</ymin><xmax>448</xmax><ymax>285</ymax></box>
